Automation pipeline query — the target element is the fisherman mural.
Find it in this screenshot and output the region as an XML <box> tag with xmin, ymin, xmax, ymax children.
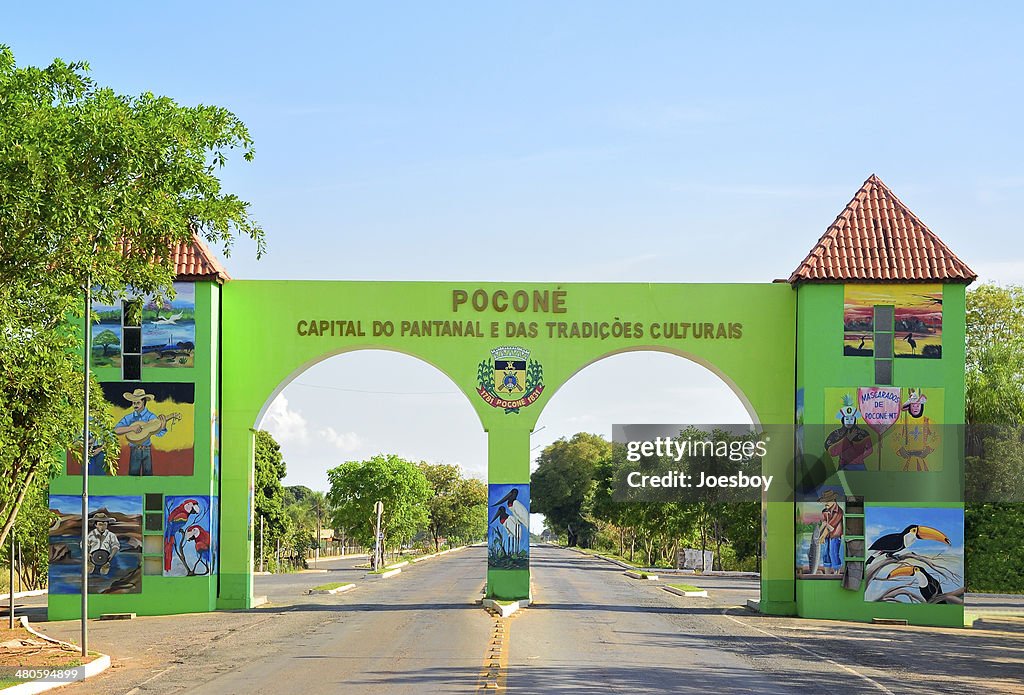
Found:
<box><xmin>488</xmin><ymin>484</ymin><xmax>529</xmax><ymax>570</ymax></box>
<box><xmin>864</xmin><ymin>507</ymin><xmax>964</xmax><ymax>604</ymax></box>
<box><xmin>795</xmin><ymin>487</ymin><xmax>845</xmax><ymax>578</ymax></box>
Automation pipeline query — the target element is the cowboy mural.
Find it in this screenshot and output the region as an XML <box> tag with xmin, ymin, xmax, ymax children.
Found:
<box><xmin>87</xmin><ymin>514</ymin><xmax>121</xmax><ymax>575</ymax></box>
<box><xmin>113</xmin><ymin>388</ymin><xmax>182</xmax><ymax>475</ymax></box>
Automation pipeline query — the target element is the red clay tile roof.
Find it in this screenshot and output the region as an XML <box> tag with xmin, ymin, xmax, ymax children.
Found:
<box><xmin>788</xmin><ymin>174</ymin><xmax>976</xmax><ymax>284</ymax></box>
<box><xmin>171</xmin><ymin>233</ymin><xmax>231</xmax><ymax>283</ymax></box>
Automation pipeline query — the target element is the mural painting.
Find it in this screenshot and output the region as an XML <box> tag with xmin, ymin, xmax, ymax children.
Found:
<box><xmin>843</xmin><ymin>285</ymin><xmax>877</xmax><ymax>356</ymax></box>
<box><xmin>795</xmin><ymin>486</ymin><xmax>845</xmax><ymax>578</ymax></box>
<box><xmin>823</xmin><ymin>391</ymin><xmax>875</xmax><ymax>471</ymax></box>
<box><xmin>67</xmin><ymin>382</ymin><xmax>195</xmax><ymax>476</ymax></box>
<box><xmin>88</xmin><ymin>282</ymin><xmax>196</xmax><ymax>369</ymax></box>
<box><xmin>843</xmin><ymin>284</ymin><xmax>942</xmax><ymax>358</ymax></box>
<box><xmin>144</xmin><ymin>282</ymin><xmax>196</xmax><ymax>368</ymax></box>
<box><xmin>894</xmin><ymin>286</ymin><xmax>942</xmax><ymax>358</ymax></box>
<box><xmin>864</xmin><ymin>506</ymin><xmax>963</xmax><ymax>604</ymax></box>
<box><xmin>164</xmin><ymin>496</ymin><xmax>215</xmax><ymax>577</ymax></box>
<box><xmin>48</xmin><ymin>495</ymin><xmax>143</xmax><ymax>594</ymax></box>
<box><xmin>824</xmin><ymin>387</ymin><xmax>941</xmax><ymax>472</ymax></box>
<box><xmin>91</xmin><ymin>298</ymin><xmax>123</xmax><ymax>368</ymax></box>
<box><xmin>488</xmin><ymin>483</ymin><xmax>529</xmax><ymax>569</ymax></box>
<box><xmin>889</xmin><ymin>388</ymin><xmax>943</xmax><ymax>472</ymax></box>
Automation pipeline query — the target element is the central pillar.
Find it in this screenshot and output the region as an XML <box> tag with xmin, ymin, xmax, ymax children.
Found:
<box><xmin>486</xmin><ymin>426</ymin><xmax>532</xmax><ymax>600</ymax></box>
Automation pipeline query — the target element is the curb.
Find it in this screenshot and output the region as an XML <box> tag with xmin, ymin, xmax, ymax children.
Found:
<box><xmin>1</xmin><ymin>617</ymin><xmax>110</xmax><ymax>695</ymax></box>
<box><xmin>560</xmin><ymin>546</ymin><xmax>759</xmax><ymax>578</ymax></box>
<box><xmin>371</xmin><ymin>568</ymin><xmax>402</xmax><ymax>580</ymax></box>
<box><xmin>0</xmin><ymin>589</ymin><xmax>47</xmax><ymax>602</ymax></box>
<box><xmin>625</xmin><ymin>570</ymin><xmax>659</xmax><ymax>581</ymax></box>
<box><xmin>663</xmin><ymin>586</ymin><xmax>709</xmax><ymax>598</ymax></box>
<box><xmin>482</xmin><ymin>597</ymin><xmax>531</xmax><ymax>618</ymax></box>
<box><xmin>308</xmin><ymin>583</ymin><xmax>356</xmax><ymax>595</ymax></box>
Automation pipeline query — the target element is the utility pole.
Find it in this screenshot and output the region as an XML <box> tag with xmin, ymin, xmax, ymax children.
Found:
<box><xmin>8</xmin><ymin>532</ymin><xmax>14</xmax><ymax>629</ymax></box>
<box><xmin>373</xmin><ymin>500</ymin><xmax>384</xmax><ymax>571</ymax></box>
<box><xmin>81</xmin><ymin>282</ymin><xmax>91</xmax><ymax>656</ymax></box>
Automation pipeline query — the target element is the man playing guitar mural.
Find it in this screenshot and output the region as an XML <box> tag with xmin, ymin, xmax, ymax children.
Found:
<box><xmin>113</xmin><ymin>388</ymin><xmax>181</xmax><ymax>475</ymax></box>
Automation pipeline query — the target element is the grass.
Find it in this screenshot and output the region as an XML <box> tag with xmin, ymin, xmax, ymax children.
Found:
<box><xmin>575</xmin><ymin>547</ymin><xmax>676</xmax><ymax>570</ymax></box>
<box><xmin>667</xmin><ymin>583</ymin><xmax>704</xmax><ymax>592</ymax></box>
<box><xmin>311</xmin><ymin>582</ymin><xmax>352</xmax><ymax>592</ymax></box>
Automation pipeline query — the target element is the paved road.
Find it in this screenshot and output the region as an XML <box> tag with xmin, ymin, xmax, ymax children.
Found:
<box><xmin>510</xmin><ymin>546</ymin><xmax>1024</xmax><ymax>694</ymax></box>
<box><xmin>253</xmin><ymin>553</ymin><xmax>368</xmax><ymax>602</ymax></box>
<box><xmin>29</xmin><ymin>545</ymin><xmax>1024</xmax><ymax>693</ymax></box>
<box><xmin>46</xmin><ymin>548</ymin><xmax>492</xmax><ymax>694</ymax></box>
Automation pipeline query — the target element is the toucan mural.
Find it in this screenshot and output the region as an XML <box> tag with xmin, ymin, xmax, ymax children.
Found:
<box><xmin>488</xmin><ymin>484</ymin><xmax>529</xmax><ymax>570</ymax></box>
<box><xmin>164</xmin><ymin>495</ymin><xmax>215</xmax><ymax>577</ymax></box>
<box><xmin>864</xmin><ymin>506</ymin><xmax>964</xmax><ymax>604</ymax></box>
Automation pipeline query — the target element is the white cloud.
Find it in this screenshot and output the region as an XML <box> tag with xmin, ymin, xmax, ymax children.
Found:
<box><xmin>262</xmin><ymin>394</ymin><xmax>309</xmax><ymax>444</ymax></box>
<box><xmin>318</xmin><ymin>426</ymin><xmax>362</xmax><ymax>452</ymax></box>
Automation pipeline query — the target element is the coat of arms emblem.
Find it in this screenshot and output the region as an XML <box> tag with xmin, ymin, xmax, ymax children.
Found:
<box><xmin>476</xmin><ymin>346</ymin><xmax>544</xmax><ymax>414</ymax></box>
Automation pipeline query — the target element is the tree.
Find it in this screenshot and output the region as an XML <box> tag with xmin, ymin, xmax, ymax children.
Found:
<box><xmin>0</xmin><ymin>45</ymin><xmax>263</xmax><ymax>550</ymax></box>
<box><xmin>419</xmin><ymin>463</ymin><xmax>487</xmax><ymax>551</ymax></box>
<box><xmin>94</xmin><ymin>329</ymin><xmax>119</xmax><ymax>357</ymax></box>
<box><xmin>965</xmin><ymin>284</ymin><xmax>1024</xmax><ymax>428</ymax></box>
<box><xmin>964</xmin><ymin>284</ymin><xmax>1024</xmax><ymax>592</ymax></box>
<box><xmin>531</xmin><ymin>433</ymin><xmax>610</xmax><ymax>547</ymax></box>
<box><xmin>254</xmin><ymin>430</ymin><xmax>289</xmax><ymax>568</ymax></box>
<box><xmin>327</xmin><ymin>454</ymin><xmax>431</xmax><ymax>562</ymax></box>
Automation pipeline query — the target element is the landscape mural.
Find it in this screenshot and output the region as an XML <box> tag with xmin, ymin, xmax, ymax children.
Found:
<box><xmin>89</xmin><ymin>282</ymin><xmax>196</xmax><ymax>369</ymax></box>
<box><xmin>488</xmin><ymin>483</ymin><xmax>529</xmax><ymax>570</ymax></box>
<box><xmin>67</xmin><ymin>382</ymin><xmax>195</xmax><ymax>476</ymax></box>
<box><xmin>843</xmin><ymin>284</ymin><xmax>942</xmax><ymax>358</ymax></box>
<box><xmin>48</xmin><ymin>495</ymin><xmax>143</xmax><ymax>594</ymax></box>
<box><xmin>864</xmin><ymin>506</ymin><xmax>963</xmax><ymax>604</ymax></box>
<box><xmin>164</xmin><ymin>496</ymin><xmax>215</xmax><ymax>577</ymax></box>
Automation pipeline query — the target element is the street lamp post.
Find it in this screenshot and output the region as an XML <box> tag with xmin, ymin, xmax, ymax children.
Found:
<box><xmin>80</xmin><ymin>282</ymin><xmax>91</xmax><ymax>656</ymax></box>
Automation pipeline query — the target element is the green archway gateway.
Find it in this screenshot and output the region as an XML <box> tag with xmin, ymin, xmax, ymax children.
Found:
<box><xmin>48</xmin><ymin>175</ymin><xmax>975</xmax><ymax>627</ymax></box>
<box><xmin>218</xmin><ymin>281</ymin><xmax>797</xmax><ymax>611</ymax></box>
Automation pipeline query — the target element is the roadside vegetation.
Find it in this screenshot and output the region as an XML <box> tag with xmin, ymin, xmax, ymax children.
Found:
<box><xmin>253</xmin><ymin>431</ymin><xmax>487</xmax><ymax>573</ymax></box>
<box><xmin>532</xmin><ymin>432</ymin><xmax>760</xmax><ymax>572</ymax></box>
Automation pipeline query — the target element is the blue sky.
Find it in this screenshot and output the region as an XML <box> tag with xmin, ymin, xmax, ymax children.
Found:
<box><xmin>11</xmin><ymin>5</ymin><xmax>1022</xmax><ymax>529</ymax></box>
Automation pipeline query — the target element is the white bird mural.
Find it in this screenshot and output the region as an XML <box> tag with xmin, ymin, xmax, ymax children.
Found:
<box><xmin>492</xmin><ymin>487</ymin><xmax>528</xmax><ymax>554</ymax></box>
<box><xmin>152</xmin><ymin>312</ymin><xmax>184</xmax><ymax>326</ymax></box>
<box><xmin>490</xmin><ymin>506</ymin><xmax>521</xmax><ymax>555</ymax></box>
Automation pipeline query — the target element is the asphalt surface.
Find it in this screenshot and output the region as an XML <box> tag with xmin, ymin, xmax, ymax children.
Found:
<box><xmin>20</xmin><ymin>546</ymin><xmax>1024</xmax><ymax>694</ymax></box>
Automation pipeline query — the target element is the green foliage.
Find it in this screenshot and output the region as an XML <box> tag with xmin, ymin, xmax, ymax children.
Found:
<box><xmin>966</xmin><ymin>284</ymin><xmax>1024</xmax><ymax>427</ymax></box>
<box><xmin>532</xmin><ymin>432</ymin><xmax>610</xmax><ymax>547</ymax></box>
<box><xmin>0</xmin><ymin>44</ymin><xmax>263</xmax><ymax>551</ymax></box>
<box><xmin>327</xmin><ymin>454</ymin><xmax>431</xmax><ymax>555</ymax></box>
<box><xmin>965</xmin><ymin>504</ymin><xmax>1024</xmax><ymax>593</ymax></box>
<box><xmin>254</xmin><ymin>430</ymin><xmax>289</xmax><ymax>567</ymax></box>
<box><xmin>0</xmin><ymin>476</ymin><xmax>50</xmax><ymax>590</ymax></box>
<box><xmin>419</xmin><ymin>463</ymin><xmax>487</xmax><ymax>550</ymax></box>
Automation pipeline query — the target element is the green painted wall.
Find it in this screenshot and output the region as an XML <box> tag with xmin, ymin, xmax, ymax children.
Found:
<box><xmin>218</xmin><ymin>281</ymin><xmax>797</xmax><ymax>607</ymax></box>
<box><xmin>794</xmin><ymin>282</ymin><xmax>967</xmax><ymax>627</ymax></box>
<box><xmin>49</xmin><ymin>281</ymin><xmax>221</xmax><ymax>619</ymax></box>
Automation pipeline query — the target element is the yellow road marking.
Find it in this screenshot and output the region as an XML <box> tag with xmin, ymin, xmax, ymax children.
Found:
<box><xmin>476</xmin><ymin>611</ymin><xmax>511</xmax><ymax>691</ymax></box>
